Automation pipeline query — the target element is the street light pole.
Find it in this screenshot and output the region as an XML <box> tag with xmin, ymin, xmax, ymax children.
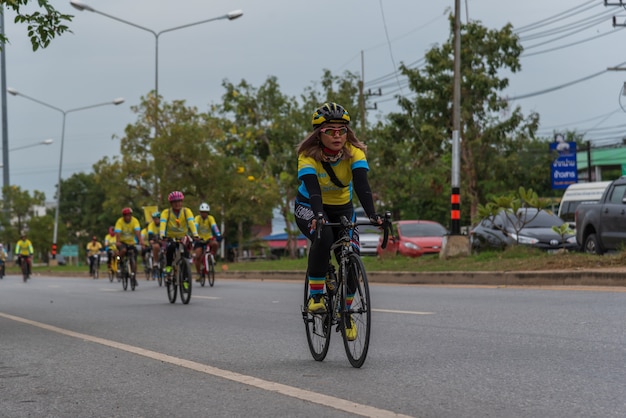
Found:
<box><xmin>7</xmin><ymin>88</ymin><xmax>124</xmax><ymax>259</ymax></box>
<box><xmin>70</xmin><ymin>1</ymin><xmax>243</xmax><ymax>200</ymax></box>
<box><xmin>70</xmin><ymin>1</ymin><xmax>243</xmax><ymax>103</ymax></box>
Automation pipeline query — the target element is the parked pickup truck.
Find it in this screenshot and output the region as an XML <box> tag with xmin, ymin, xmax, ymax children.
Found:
<box><xmin>575</xmin><ymin>177</ymin><xmax>626</xmax><ymax>254</ymax></box>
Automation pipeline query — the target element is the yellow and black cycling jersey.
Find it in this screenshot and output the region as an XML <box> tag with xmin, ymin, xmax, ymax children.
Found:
<box><xmin>297</xmin><ymin>143</ymin><xmax>369</xmax><ymax>206</ymax></box>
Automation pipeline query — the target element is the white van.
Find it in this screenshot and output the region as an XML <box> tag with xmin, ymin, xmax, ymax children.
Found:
<box><xmin>558</xmin><ymin>181</ymin><xmax>612</xmax><ymax>222</ymax></box>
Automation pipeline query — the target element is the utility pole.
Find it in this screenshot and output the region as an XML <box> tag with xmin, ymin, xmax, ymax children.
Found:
<box><xmin>440</xmin><ymin>0</ymin><xmax>470</xmax><ymax>259</ymax></box>
<box><xmin>359</xmin><ymin>50</ymin><xmax>366</xmax><ymax>138</ymax></box>
<box><xmin>357</xmin><ymin>50</ymin><xmax>381</xmax><ymax>140</ymax></box>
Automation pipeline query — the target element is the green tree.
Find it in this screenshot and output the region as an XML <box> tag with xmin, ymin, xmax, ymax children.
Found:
<box><xmin>0</xmin><ymin>185</ymin><xmax>46</xmax><ymax>259</ymax></box>
<box><xmin>387</xmin><ymin>16</ymin><xmax>539</xmax><ymax>224</ymax></box>
<box><xmin>216</xmin><ymin>76</ymin><xmax>303</xmax><ymax>257</ymax></box>
<box><xmin>2</xmin><ymin>0</ymin><xmax>73</xmax><ymax>51</ymax></box>
<box><xmin>58</xmin><ymin>172</ymin><xmax>113</xmax><ymax>243</ymax></box>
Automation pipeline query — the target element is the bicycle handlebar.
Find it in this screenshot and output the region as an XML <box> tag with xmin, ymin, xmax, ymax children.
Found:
<box><xmin>315</xmin><ymin>211</ymin><xmax>393</xmax><ymax>249</ymax></box>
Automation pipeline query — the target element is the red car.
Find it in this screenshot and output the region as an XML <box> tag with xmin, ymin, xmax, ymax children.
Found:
<box><xmin>377</xmin><ymin>220</ymin><xmax>448</xmax><ymax>257</ymax></box>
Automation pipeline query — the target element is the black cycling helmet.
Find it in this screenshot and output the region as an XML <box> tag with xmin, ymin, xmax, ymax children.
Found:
<box><xmin>311</xmin><ymin>102</ymin><xmax>350</xmax><ymax>129</ymax></box>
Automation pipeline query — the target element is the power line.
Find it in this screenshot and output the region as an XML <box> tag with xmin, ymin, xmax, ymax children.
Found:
<box><xmin>522</xmin><ymin>27</ymin><xmax>624</xmax><ymax>57</ymax></box>
<box><xmin>507</xmin><ymin>61</ymin><xmax>626</xmax><ymax>100</ymax></box>
<box><xmin>515</xmin><ymin>0</ymin><xmax>598</xmax><ymax>33</ymax></box>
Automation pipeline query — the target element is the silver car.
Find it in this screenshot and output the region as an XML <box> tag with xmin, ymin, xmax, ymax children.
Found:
<box><xmin>357</xmin><ymin>218</ymin><xmax>381</xmax><ymax>256</ymax></box>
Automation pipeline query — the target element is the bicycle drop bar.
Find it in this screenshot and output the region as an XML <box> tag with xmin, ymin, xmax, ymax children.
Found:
<box><xmin>315</xmin><ymin>211</ymin><xmax>392</xmax><ymax>248</ymax></box>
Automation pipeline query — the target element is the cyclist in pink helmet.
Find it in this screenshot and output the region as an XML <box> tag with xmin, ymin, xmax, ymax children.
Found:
<box><xmin>159</xmin><ymin>191</ymin><xmax>198</xmax><ymax>282</ymax></box>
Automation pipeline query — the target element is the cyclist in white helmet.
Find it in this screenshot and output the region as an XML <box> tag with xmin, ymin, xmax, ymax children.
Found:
<box><xmin>193</xmin><ymin>202</ymin><xmax>222</xmax><ymax>279</ymax></box>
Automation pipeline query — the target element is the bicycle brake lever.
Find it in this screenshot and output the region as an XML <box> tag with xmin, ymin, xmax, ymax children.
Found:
<box><xmin>316</xmin><ymin>212</ymin><xmax>324</xmax><ymax>240</ymax></box>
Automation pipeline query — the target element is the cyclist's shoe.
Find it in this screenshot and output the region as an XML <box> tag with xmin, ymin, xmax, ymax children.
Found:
<box><xmin>345</xmin><ymin>317</ymin><xmax>357</xmax><ymax>341</ymax></box>
<box><xmin>164</xmin><ymin>266</ymin><xmax>173</xmax><ymax>284</ymax></box>
<box><xmin>183</xmin><ymin>280</ymin><xmax>190</xmax><ymax>290</ymax></box>
<box><xmin>307</xmin><ymin>294</ymin><xmax>326</xmax><ymax>313</ymax></box>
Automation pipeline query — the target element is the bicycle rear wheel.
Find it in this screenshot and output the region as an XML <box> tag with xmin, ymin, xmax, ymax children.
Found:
<box><xmin>341</xmin><ymin>254</ymin><xmax>371</xmax><ymax>368</ymax></box>
<box><xmin>303</xmin><ymin>275</ymin><xmax>331</xmax><ymax>361</ymax></box>
<box><xmin>179</xmin><ymin>261</ymin><xmax>192</xmax><ymax>304</ymax></box>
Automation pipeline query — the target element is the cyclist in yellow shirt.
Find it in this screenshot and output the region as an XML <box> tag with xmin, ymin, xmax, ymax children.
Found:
<box><xmin>86</xmin><ymin>236</ymin><xmax>103</xmax><ymax>278</ymax></box>
<box><xmin>147</xmin><ymin>211</ymin><xmax>162</xmax><ymax>272</ymax></box>
<box><xmin>104</xmin><ymin>226</ymin><xmax>118</xmax><ymax>271</ymax></box>
<box><xmin>193</xmin><ymin>202</ymin><xmax>222</xmax><ymax>279</ymax></box>
<box><xmin>15</xmin><ymin>233</ymin><xmax>34</xmax><ymax>275</ymax></box>
<box><xmin>114</xmin><ymin>207</ymin><xmax>144</xmax><ymax>281</ymax></box>
<box><xmin>159</xmin><ymin>191</ymin><xmax>198</xmax><ymax>282</ymax></box>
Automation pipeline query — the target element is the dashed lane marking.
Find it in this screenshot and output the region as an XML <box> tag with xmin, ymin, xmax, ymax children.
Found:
<box><xmin>373</xmin><ymin>308</ymin><xmax>434</xmax><ymax>315</ymax></box>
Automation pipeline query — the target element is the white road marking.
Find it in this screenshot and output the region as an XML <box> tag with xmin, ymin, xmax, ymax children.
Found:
<box><xmin>193</xmin><ymin>295</ymin><xmax>220</xmax><ymax>300</ymax></box>
<box><xmin>373</xmin><ymin>308</ymin><xmax>434</xmax><ymax>315</ymax></box>
<box><xmin>0</xmin><ymin>311</ymin><xmax>412</xmax><ymax>418</ymax></box>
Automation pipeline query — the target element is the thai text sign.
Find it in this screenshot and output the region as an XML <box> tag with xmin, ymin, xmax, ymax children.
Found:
<box><xmin>551</xmin><ymin>141</ymin><xmax>577</xmax><ymax>190</ymax></box>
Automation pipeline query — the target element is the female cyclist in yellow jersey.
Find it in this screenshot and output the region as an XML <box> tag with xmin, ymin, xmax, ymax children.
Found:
<box><xmin>295</xmin><ymin>102</ymin><xmax>382</xmax><ymax>341</ymax></box>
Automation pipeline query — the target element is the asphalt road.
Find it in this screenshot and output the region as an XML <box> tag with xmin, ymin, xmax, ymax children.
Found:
<box><xmin>1</xmin><ymin>274</ymin><xmax>624</xmax><ymax>417</ymax></box>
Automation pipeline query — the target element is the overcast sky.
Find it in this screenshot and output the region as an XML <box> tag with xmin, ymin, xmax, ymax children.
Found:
<box><xmin>2</xmin><ymin>0</ymin><xmax>624</xmax><ymax>201</ymax></box>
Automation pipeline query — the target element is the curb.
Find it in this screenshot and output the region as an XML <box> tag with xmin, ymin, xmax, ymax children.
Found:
<box><xmin>221</xmin><ymin>270</ymin><xmax>626</xmax><ymax>287</ymax></box>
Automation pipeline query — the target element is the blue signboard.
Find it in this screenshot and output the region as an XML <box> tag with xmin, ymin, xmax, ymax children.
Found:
<box><xmin>550</xmin><ymin>141</ymin><xmax>577</xmax><ymax>190</ymax></box>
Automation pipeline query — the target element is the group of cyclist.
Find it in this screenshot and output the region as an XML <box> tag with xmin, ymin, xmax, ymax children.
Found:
<box><xmin>87</xmin><ymin>191</ymin><xmax>222</xmax><ymax>283</ymax></box>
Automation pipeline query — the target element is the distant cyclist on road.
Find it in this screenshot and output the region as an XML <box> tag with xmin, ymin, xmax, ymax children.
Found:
<box><xmin>159</xmin><ymin>191</ymin><xmax>198</xmax><ymax>283</ymax></box>
<box><xmin>146</xmin><ymin>211</ymin><xmax>162</xmax><ymax>276</ymax></box>
<box><xmin>193</xmin><ymin>202</ymin><xmax>222</xmax><ymax>280</ymax></box>
<box><xmin>86</xmin><ymin>236</ymin><xmax>103</xmax><ymax>278</ymax></box>
<box><xmin>104</xmin><ymin>226</ymin><xmax>118</xmax><ymax>271</ymax></box>
<box><xmin>114</xmin><ymin>207</ymin><xmax>144</xmax><ymax>282</ymax></box>
<box><xmin>15</xmin><ymin>233</ymin><xmax>34</xmax><ymax>274</ymax></box>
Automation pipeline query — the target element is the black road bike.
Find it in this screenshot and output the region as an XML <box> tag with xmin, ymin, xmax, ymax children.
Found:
<box><xmin>302</xmin><ymin>212</ymin><xmax>391</xmax><ymax>368</ymax></box>
<box><xmin>119</xmin><ymin>246</ymin><xmax>138</xmax><ymax>291</ymax></box>
<box><xmin>165</xmin><ymin>238</ymin><xmax>193</xmax><ymax>304</ymax></box>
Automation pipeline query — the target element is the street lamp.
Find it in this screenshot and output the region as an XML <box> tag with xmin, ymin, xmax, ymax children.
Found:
<box><xmin>10</xmin><ymin>138</ymin><xmax>54</xmax><ymax>152</ymax></box>
<box><xmin>7</xmin><ymin>87</ymin><xmax>124</xmax><ymax>260</ymax></box>
<box><xmin>70</xmin><ymin>1</ymin><xmax>243</xmax><ymax>102</ymax></box>
<box><xmin>0</xmin><ymin>139</ymin><xmax>54</xmax><ymax>170</ymax></box>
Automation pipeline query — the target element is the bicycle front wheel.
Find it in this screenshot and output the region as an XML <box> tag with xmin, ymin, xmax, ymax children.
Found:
<box><xmin>122</xmin><ymin>265</ymin><xmax>128</xmax><ymax>291</ymax></box>
<box><xmin>303</xmin><ymin>275</ymin><xmax>331</xmax><ymax>361</ymax></box>
<box><xmin>341</xmin><ymin>254</ymin><xmax>371</xmax><ymax>368</ymax></box>
<box><xmin>179</xmin><ymin>261</ymin><xmax>192</xmax><ymax>304</ymax></box>
<box><xmin>208</xmin><ymin>258</ymin><xmax>215</xmax><ymax>287</ymax></box>
<box><xmin>166</xmin><ymin>272</ymin><xmax>177</xmax><ymax>303</ymax></box>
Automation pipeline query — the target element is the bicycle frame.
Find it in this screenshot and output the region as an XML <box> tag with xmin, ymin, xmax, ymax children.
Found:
<box><xmin>166</xmin><ymin>237</ymin><xmax>193</xmax><ymax>304</ymax></box>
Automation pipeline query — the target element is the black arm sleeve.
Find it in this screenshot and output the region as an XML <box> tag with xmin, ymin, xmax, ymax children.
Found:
<box><xmin>301</xmin><ymin>174</ymin><xmax>324</xmax><ymax>215</ymax></box>
<box><xmin>353</xmin><ymin>168</ymin><xmax>376</xmax><ymax>218</ymax></box>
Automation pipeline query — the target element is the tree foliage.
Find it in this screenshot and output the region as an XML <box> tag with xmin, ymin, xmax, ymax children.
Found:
<box><xmin>378</xmin><ymin>16</ymin><xmax>540</xmax><ymax>226</ymax></box>
<box><xmin>2</xmin><ymin>0</ymin><xmax>73</xmax><ymax>51</ymax></box>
